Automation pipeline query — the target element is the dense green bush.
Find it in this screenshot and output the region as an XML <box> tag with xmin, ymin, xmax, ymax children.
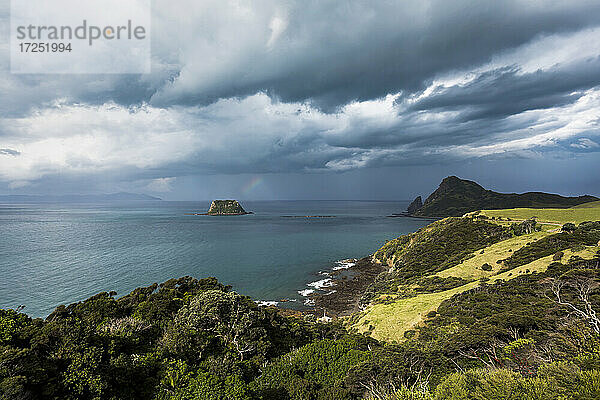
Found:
<box><xmin>365</xmin><ymin>218</ymin><xmax>510</xmax><ymax>302</ymax></box>
<box><xmin>371</xmin><ymin>362</ymin><xmax>600</xmax><ymax>400</ymax></box>
<box><xmin>511</xmin><ymin>219</ymin><xmax>538</xmax><ymax>236</ymax></box>
<box><xmin>252</xmin><ymin>336</ymin><xmax>373</xmax><ymax>399</ymax></box>
<box><xmin>155</xmin><ymin>360</ymin><xmax>251</xmax><ymax>400</ymax></box>
<box><xmin>0</xmin><ymin>277</ymin><xmax>331</xmax><ymax>399</ymax></box>
<box><xmin>373</xmin><ymin>218</ymin><xmax>510</xmax><ymax>276</ymax></box>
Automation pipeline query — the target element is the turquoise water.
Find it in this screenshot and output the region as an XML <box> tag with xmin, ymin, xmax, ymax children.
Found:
<box><xmin>0</xmin><ymin>201</ymin><xmax>430</xmax><ymax>318</ymax></box>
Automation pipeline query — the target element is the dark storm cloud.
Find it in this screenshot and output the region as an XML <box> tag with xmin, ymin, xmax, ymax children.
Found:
<box><xmin>1</xmin><ymin>1</ymin><xmax>600</xmax><ymax>197</ymax></box>
<box><xmin>408</xmin><ymin>60</ymin><xmax>600</xmax><ymax>121</ymax></box>
<box><xmin>3</xmin><ymin>1</ymin><xmax>600</xmax><ymax>113</ymax></box>
<box><xmin>278</xmin><ymin>4</ymin><xmax>600</xmax><ymax>110</ymax></box>
<box><xmin>0</xmin><ymin>73</ymin><xmax>169</xmax><ymax>118</ymax></box>
<box><xmin>150</xmin><ymin>0</ymin><xmax>600</xmax><ymax>109</ymax></box>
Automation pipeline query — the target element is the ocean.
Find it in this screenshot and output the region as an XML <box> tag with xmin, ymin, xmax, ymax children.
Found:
<box><xmin>0</xmin><ymin>200</ymin><xmax>430</xmax><ymax>318</ymax></box>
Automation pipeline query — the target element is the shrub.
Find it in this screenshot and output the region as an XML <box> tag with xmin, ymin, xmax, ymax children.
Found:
<box><xmin>562</xmin><ymin>223</ymin><xmax>576</xmax><ymax>233</ymax></box>
<box><xmin>155</xmin><ymin>360</ymin><xmax>251</xmax><ymax>400</ymax></box>
<box><xmin>511</xmin><ymin>219</ymin><xmax>537</xmax><ymax>236</ymax></box>
<box><xmin>252</xmin><ymin>336</ymin><xmax>372</xmax><ymax>399</ymax></box>
<box><xmin>432</xmin><ymin>364</ymin><xmax>600</xmax><ymax>400</ymax></box>
<box><xmin>365</xmin><ymin>385</ymin><xmax>434</xmax><ymax>400</ymax></box>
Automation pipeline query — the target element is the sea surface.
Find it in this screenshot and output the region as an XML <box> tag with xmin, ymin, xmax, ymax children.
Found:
<box><xmin>0</xmin><ymin>200</ymin><xmax>430</xmax><ymax>318</ymax></box>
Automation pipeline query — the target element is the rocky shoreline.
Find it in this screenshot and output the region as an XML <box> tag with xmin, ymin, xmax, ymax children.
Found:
<box><xmin>304</xmin><ymin>256</ymin><xmax>387</xmax><ymax>318</ymax></box>
<box><xmin>386</xmin><ymin>212</ymin><xmax>439</xmax><ymax>220</ymax></box>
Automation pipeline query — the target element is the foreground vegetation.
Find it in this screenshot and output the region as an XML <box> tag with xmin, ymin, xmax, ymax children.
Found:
<box><xmin>2</xmin><ymin>214</ymin><xmax>600</xmax><ymax>399</ymax></box>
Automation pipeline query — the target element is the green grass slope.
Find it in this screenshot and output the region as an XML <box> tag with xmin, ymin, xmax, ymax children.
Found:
<box><xmin>362</xmin><ymin>217</ymin><xmax>511</xmax><ymax>304</ymax></box>
<box><xmin>354</xmin><ymin>245</ymin><xmax>597</xmax><ymax>343</ymax></box>
<box><xmin>356</xmin><ymin>216</ymin><xmax>600</xmax><ymax>343</ymax></box>
<box><xmin>436</xmin><ymin>231</ymin><xmax>548</xmax><ymax>280</ymax></box>
<box><xmin>475</xmin><ymin>205</ymin><xmax>600</xmax><ymax>225</ymax></box>
<box><xmin>574</xmin><ymin>200</ymin><xmax>600</xmax><ymax>208</ymax></box>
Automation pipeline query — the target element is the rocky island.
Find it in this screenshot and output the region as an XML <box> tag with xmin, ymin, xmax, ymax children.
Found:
<box><xmin>184</xmin><ymin>199</ymin><xmax>253</xmax><ymax>216</ymax></box>
<box><xmin>206</xmin><ymin>200</ymin><xmax>252</xmax><ymax>215</ymax></box>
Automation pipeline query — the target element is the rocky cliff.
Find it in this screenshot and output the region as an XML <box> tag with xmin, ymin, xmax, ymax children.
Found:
<box><xmin>406</xmin><ymin>196</ymin><xmax>423</xmax><ymax>214</ymax></box>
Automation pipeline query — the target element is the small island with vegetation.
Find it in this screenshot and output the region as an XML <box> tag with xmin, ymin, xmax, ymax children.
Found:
<box><xmin>207</xmin><ymin>200</ymin><xmax>251</xmax><ymax>215</ymax></box>
<box><xmin>185</xmin><ymin>200</ymin><xmax>253</xmax><ymax>216</ymax></box>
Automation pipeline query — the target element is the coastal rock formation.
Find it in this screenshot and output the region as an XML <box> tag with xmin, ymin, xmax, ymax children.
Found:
<box><xmin>414</xmin><ymin>176</ymin><xmax>598</xmax><ymax>217</ymax></box>
<box><xmin>406</xmin><ymin>196</ymin><xmax>423</xmax><ymax>214</ymax></box>
<box><xmin>207</xmin><ymin>200</ymin><xmax>251</xmax><ymax>215</ymax></box>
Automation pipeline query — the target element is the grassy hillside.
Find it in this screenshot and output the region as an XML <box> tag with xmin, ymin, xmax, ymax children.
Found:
<box><xmin>412</xmin><ymin>176</ymin><xmax>597</xmax><ymax>217</ymax></box>
<box><xmin>354</xmin><ymin>244</ymin><xmax>597</xmax><ymax>342</ymax></box>
<box><xmin>372</xmin><ymin>217</ymin><xmax>511</xmax><ymax>277</ymax></box>
<box><xmin>474</xmin><ymin>205</ymin><xmax>600</xmax><ymax>225</ymax></box>
<box><xmin>353</xmin><ymin>280</ymin><xmax>480</xmax><ymax>341</ymax></box>
<box><xmin>574</xmin><ymin>200</ymin><xmax>600</xmax><ymax>208</ymax></box>
<box><xmin>435</xmin><ymin>231</ymin><xmax>548</xmax><ymax>280</ymax></box>
<box><xmin>356</xmin><ymin>216</ymin><xmax>600</xmax><ymax>343</ymax></box>
<box><xmin>361</xmin><ymin>217</ymin><xmax>511</xmax><ymax>305</ymax></box>
<box><xmin>346</xmin><ymin>233</ymin><xmax>600</xmax><ymax>398</ymax></box>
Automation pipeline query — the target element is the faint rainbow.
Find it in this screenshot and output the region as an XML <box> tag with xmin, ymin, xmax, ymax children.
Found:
<box><xmin>241</xmin><ymin>176</ymin><xmax>263</xmax><ymax>194</ymax></box>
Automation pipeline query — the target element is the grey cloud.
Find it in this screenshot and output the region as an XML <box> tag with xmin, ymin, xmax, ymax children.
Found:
<box><xmin>0</xmin><ymin>73</ymin><xmax>169</xmax><ymax>118</ymax></box>
<box><xmin>2</xmin><ymin>1</ymin><xmax>600</xmax><ymax>114</ymax></box>
<box><xmin>570</xmin><ymin>138</ymin><xmax>600</xmax><ymax>150</ymax></box>
<box><xmin>1</xmin><ymin>1</ymin><xmax>600</xmax><ymax>198</ymax></box>
<box><xmin>408</xmin><ymin>60</ymin><xmax>600</xmax><ymax>121</ymax></box>
<box><xmin>0</xmin><ymin>148</ymin><xmax>20</xmax><ymax>156</ymax></box>
<box><xmin>150</xmin><ymin>0</ymin><xmax>600</xmax><ymax>109</ymax></box>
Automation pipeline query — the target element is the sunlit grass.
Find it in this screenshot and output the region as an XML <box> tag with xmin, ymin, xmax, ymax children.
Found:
<box><xmin>436</xmin><ymin>231</ymin><xmax>548</xmax><ymax>280</ymax></box>
<box><xmin>476</xmin><ymin>206</ymin><xmax>600</xmax><ymax>225</ymax></box>
<box><xmin>354</xmin><ymin>245</ymin><xmax>598</xmax><ymax>343</ymax></box>
<box><xmin>573</xmin><ymin>200</ymin><xmax>600</xmax><ymax>209</ymax></box>
<box><xmin>489</xmin><ymin>246</ymin><xmax>597</xmax><ymax>283</ymax></box>
<box><xmin>354</xmin><ymin>281</ymin><xmax>480</xmax><ymax>342</ymax></box>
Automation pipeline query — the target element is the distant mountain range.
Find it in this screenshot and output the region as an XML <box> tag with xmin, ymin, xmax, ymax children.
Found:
<box><xmin>409</xmin><ymin>176</ymin><xmax>598</xmax><ymax>217</ymax></box>
<box><xmin>0</xmin><ymin>192</ymin><xmax>161</xmax><ymax>203</ymax></box>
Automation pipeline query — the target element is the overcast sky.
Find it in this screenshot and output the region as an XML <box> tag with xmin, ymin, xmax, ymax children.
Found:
<box><xmin>1</xmin><ymin>0</ymin><xmax>599</xmax><ymax>200</ymax></box>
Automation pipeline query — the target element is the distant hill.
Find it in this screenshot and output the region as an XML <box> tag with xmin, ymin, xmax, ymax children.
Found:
<box><xmin>573</xmin><ymin>200</ymin><xmax>600</xmax><ymax>209</ymax></box>
<box><xmin>409</xmin><ymin>176</ymin><xmax>598</xmax><ymax>217</ymax></box>
<box><xmin>0</xmin><ymin>192</ymin><xmax>161</xmax><ymax>203</ymax></box>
